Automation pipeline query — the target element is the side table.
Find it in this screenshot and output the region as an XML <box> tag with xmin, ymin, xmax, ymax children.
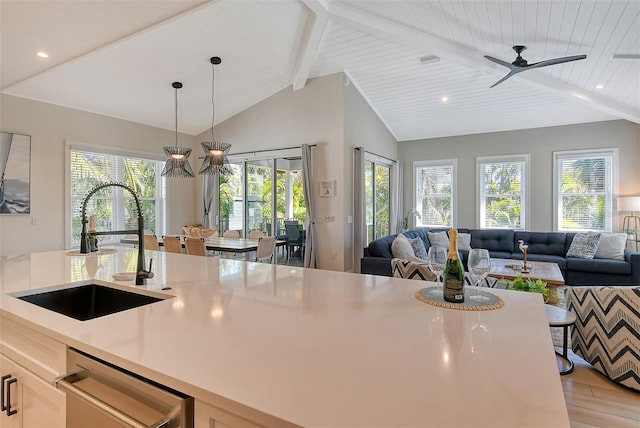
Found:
<box><xmin>545</xmin><ymin>304</ymin><xmax>576</xmax><ymax>375</ymax></box>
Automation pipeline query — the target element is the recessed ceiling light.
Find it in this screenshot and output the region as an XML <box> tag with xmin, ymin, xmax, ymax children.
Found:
<box><xmin>441</xmin><ymin>96</ymin><xmax>448</xmax><ymax>102</ymax></box>
<box><xmin>595</xmin><ymin>84</ymin><xmax>604</xmax><ymax>89</ymax></box>
<box><xmin>610</xmin><ymin>53</ymin><xmax>640</xmax><ymax>61</ymax></box>
<box><xmin>36</xmin><ymin>52</ymin><xmax>48</xmax><ymax>58</ymax></box>
<box><xmin>419</xmin><ymin>55</ymin><xmax>440</xmax><ymax>65</ymax></box>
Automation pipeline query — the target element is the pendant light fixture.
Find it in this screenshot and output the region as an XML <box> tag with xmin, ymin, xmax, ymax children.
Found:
<box><xmin>199</xmin><ymin>56</ymin><xmax>232</xmax><ymax>175</ymax></box>
<box><xmin>162</xmin><ymin>81</ymin><xmax>195</xmax><ymax>178</ymax></box>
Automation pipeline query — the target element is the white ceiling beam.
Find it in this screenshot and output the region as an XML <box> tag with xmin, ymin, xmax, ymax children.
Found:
<box><xmin>327</xmin><ymin>2</ymin><xmax>640</xmax><ymax>124</ymax></box>
<box><xmin>292</xmin><ymin>1</ymin><xmax>329</xmax><ymax>91</ymax></box>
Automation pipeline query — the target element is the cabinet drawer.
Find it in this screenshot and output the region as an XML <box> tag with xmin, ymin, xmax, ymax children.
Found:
<box><xmin>0</xmin><ymin>317</ymin><xmax>66</xmax><ymax>381</ymax></box>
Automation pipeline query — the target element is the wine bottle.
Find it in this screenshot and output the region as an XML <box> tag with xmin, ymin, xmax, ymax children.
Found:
<box><xmin>443</xmin><ymin>228</ymin><xmax>465</xmax><ymax>303</ymax></box>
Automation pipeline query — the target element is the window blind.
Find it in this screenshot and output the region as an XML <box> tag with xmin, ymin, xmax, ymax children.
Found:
<box><xmin>556</xmin><ymin>153</ymin><xmax>613</xmax><ymax>232</ymax></box>
<box><xmin>415</xmin><ymin>163</ymin><xmax>453</xmax><ymax>227</ymax></box>
<box><xmin>478</xmin><ymin>157</ymin><xmax>526</xmax><ymax>229</ymax></box>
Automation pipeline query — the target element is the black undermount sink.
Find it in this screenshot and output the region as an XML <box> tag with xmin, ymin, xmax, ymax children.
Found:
<box><xmin>17</xmin><ymin>284</ymin><xmax>165</xmax><ymax>321</ymax></box>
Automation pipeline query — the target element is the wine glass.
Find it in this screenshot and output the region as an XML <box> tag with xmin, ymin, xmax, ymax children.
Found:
<box><xmin>468</xmin><ymin>248</ymin><xmax>491</xmax><ymax>302</ymax></box>
<box><xmin>427</xmin><ymin>246</ymin><xmax>448</xmax><ymax>295</ymax></box>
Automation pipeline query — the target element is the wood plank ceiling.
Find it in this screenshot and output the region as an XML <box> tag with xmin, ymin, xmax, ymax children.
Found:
<box><xmin>1</xmin><ymin>0</ymin><xmax>638</xmax><ymax>141</ymax></box>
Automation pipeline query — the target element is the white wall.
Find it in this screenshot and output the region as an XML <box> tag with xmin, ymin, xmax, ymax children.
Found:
<box><xmin>195</xmin><ymin>73</ymin><xmax>345</xmax><ymax>270</ymax></box>
<box><xmin>399</xmin><ymin>120</ymin><xmax>640</xmax><ymax>232</ymax></box>
<box><xmin>343</xmin><ymin>76</ymin><xmax>397</xmax><ymax>271</ymax></box>
<box><xmin>0</xmin><ymin>94</ymin><xmax>197</xmax><ymax>256</ymax></box>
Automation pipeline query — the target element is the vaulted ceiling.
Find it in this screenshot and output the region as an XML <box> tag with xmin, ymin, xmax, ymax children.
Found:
<box><xmin>2</xmin><ymin>0</ymin><xmax>639</xmax><ymax>141</ymax></box>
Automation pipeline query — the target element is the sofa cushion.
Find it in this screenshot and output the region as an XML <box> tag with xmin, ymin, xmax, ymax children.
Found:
<box><xmin>368</xmin><ymin>235</ymin><xmax>396</xmax><ymax>258</ymax></box>
<box><xmin>566</xmin><ymin>258</ymin><xmax>631</xmax><ymax>275</ymax></box>
<box><xmin>401</xmin><ymin>228</ymin><xmax>431</xmax><ymax>249</ymax></box>
<box><xmin>487</xmin><ymin>251</ymin><xmax>512</xmax><ymax>259</ymax></box>
<box><xmin>595</xmin><ymin>233</ymin><xmax>627</xmax><ymax>260</ymax></box>
<box><xmin>567</xmin><ymin>233</ymin><xmax>601</xmax><ymax>259</ymax></box>
<box><xmin>514</xmin><ymin>231</ymin><xmax>567</xmax><ymax>257</ymax></box>
<box><xmin>391</xmin><ymin>234</ymin><xmax>415</xmax><ymax>259</ymax></box>
<box><xmin>470</xmin><ymin>229</ymin><xmax>515</xmax><ymax>253</ymax></box>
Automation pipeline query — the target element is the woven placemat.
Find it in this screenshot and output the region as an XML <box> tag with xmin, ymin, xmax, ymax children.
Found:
<box><xmin>415</xmin><ymin>286</ymin><xmax>504</xmax><ymax>311</ymax></box>
<box><xmin>65</xmin><ymin>248</ymin><xmax>117</xmax><ymax>256</ymax></box>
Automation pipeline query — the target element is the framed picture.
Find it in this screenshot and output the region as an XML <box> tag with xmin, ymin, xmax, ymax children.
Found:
<box><xmin>319</xmin><ymin>180</ymin><xmax>335</xmax><ymax>197</ymax></box>
<box><xmin>1</xmin><ymin>132</ymin><xmax>31</xmax><ymax>214</ymax></box>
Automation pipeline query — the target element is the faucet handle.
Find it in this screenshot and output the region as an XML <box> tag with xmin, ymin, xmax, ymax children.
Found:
<box><xmin>136</xmin><ymin>258</ymin><xmax>154</xmax><ymax>285</ymax></box>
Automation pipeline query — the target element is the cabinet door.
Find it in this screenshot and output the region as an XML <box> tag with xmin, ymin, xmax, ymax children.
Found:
<box><xmin>15</xmin><ymin>365</ymin><xmax>65</xmax><ymax>428</ymax></box>
<box><xmin>0</xmin><ymin>355</ymin><xmax>20</xmax><ymax>428</ymax></box>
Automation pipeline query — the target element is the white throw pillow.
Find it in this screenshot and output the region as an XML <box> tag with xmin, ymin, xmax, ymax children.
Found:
<box><xmin>457</xmin><ymin>233</ymin><xmax>472</xmax><ymax>252</ymax></box>
<box><xmin>391</xmin><ymin>233</ymin><xmax>415</xmax><ymax>259</ymax></box>
<box><xmin>428</xmin><ymin>231</ymin><xmax>449</xmax><ymax>248</ymax></box>
<box><xmin>594</xmin><ymin>233</ymin><xmax>627</xmax><ymax>260</ymax></box>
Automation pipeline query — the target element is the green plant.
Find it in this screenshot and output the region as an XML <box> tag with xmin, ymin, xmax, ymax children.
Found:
<box><xmin>506</xmin><ymin>275</ymin><xmax>550</xmax><ymax>303</ymax></box>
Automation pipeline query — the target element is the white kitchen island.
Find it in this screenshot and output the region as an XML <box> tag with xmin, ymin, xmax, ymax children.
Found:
<box><xmin>0</xmin><ymin>248</ymin><xmax>569</xmax><ymax>427</ymax></box>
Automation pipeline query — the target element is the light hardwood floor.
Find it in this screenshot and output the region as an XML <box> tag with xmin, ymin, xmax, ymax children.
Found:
<box><xmin>559</xmin><ymin>349</ymin><xmax>640</xmax><ymax>427</ymax></box>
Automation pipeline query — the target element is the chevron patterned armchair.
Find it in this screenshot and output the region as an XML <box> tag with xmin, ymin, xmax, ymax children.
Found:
<box><xmin>565</xmin><ymin>287</ymin><xmax>640</xmax><ymax>391</ymax></box>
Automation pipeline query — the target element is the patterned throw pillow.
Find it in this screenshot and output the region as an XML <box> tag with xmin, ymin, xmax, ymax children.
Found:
<box><xmin>408</xmin><ymin>237</ymin><xmax>428</xmax><ymax>260</ymax></box>
<box><xmin>566</xmin><ymin>233</ymin><xmax>601</xmax><ymax>259</ymax></box>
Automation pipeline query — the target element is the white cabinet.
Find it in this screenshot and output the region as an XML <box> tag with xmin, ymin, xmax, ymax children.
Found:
<box><xmin>0</xmin><ymin>355</ymin><xmax>19</xmax><ymax>428</ymax></box>
<box><xmin>0</xmin><ymin>354</ymin><xmax>65</xmax><ymax>428</ymax></box>
<box><xmin>0</xmin><ymin>317</ymin><xmax>66</xmax><ymax>428</ymax></box>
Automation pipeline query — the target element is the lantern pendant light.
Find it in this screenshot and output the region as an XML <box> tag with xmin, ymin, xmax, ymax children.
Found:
<box><xmin>162</xmin><ymin>82</ymin><xmax>195</xmax><ymax>178</ymax></box>
<box><xmin>199</xmin><ymin>57</ymin><xmax>232</xmax><ymax>175</ymax></box>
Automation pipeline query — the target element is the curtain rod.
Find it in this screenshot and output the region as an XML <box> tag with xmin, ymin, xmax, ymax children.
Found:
<box><xmin>230</xmin><ymin>144</ymin><xmax>317</xmax><ymax>156</ymax></box>
<box><xmin>355</xmin><ymin>147</ymin><xmax>396</xmax><ymax>164</ymax></box>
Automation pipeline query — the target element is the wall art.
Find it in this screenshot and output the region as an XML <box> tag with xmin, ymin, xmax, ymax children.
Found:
<box><xmin>1</xmin><ymin>131</ymin><xmax>31</xmax><ymax>214</ymax></box>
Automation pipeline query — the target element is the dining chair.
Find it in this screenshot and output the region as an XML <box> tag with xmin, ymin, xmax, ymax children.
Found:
<box><xmin>184</xmin><ymin>237</ymin><xmax>207</xmax><ymax>256</ymax></box>
<box><xmin>162</xmin><ymin>235</ymin><xmax>183</xmax><ymax>254</ymax></box>
<box><xmin>255</xmin><ymin>236</ymin><xmax>277</xmax><ymax>263</ymax></box>
<box><xmin>285</xmin><ymin>224</ymin><xmax>305</xmax><ymax>259</ymax></box>
<box><xmin>248</xmin><ymin>230</ymin><xmax>266</xmax><ymax>240</ymax></box>
<box><xmin>223</xmin><ymin>230</ymin><xmax>240</xmax><ymax>239</ymax></box>
<box><xmin>143</xmin><ymin>234</ymin><xmax>160</xmax><ymax>251</ymax></box>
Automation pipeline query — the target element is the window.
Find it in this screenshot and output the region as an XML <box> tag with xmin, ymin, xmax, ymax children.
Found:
<box><xmin>554</xmin><ymin>149</ymin><xmax>617</xmax><ymax>232</ymax></box>
<box><xmin>477</xmin><ymin>155</ymin><xmax>528</xmax><ymax>229</ymax></box>
<box><xmin>222</xmin><ymin>149</ymin><xmax>305</xmax><ymax>238</ymax></box>
<box><xmin>365</xmin><ymin>154</ymin><xmax>392</xmax><ymax>243</ymax></box>
<box><xmin>69</xmin><ymin>146</ymin><xmax>166</xmax><ymax>247</ymax></box>
<box><xmin>414</xmin><ymin>160</ymin><xmax>456</xmax><ymax>227</ymax></box>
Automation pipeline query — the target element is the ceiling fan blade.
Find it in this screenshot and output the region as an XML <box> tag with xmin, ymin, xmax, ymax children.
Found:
<box><xmin>526</xmin><ymin>55</ymin><xmax>587</xmax><ymax>70</ymax></box>
<box><xmin>484</xmin><ymin>55</ymin><xmax>514</xmax><ymax>70</ymax></box>
<box><xmin>489</xmin><ymin>71</ymin><xmax>517</xmax><ymax>88</ymax></box>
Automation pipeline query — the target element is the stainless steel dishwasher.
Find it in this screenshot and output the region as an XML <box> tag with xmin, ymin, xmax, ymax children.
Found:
<box><xmin>55</xmin><ymin>348</ymin><xmax>193</xmax><ymax>427</ymax></box>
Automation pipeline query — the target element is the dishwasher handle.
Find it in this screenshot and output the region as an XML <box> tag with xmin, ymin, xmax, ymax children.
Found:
<box><xmin>54</xmin><ymin>369</ymin><xmax>170</xmax><ymax>428</ymax></box>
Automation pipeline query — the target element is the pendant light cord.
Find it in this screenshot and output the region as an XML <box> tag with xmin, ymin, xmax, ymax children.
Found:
<box><xmin>210</xmin><ymin>61</ymin><xmax>216</xmax><ymax>143</ymax></box>
<box><xmin>174</xmin><ymin>85</ymin><xmax>179</xmax><ymax>146</ymax></box>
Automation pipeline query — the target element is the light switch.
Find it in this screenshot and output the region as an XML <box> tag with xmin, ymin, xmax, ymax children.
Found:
<box><xmin>347</xmin><ymin>216</ymin><xmax>353</xmax><ymax>224</ymax></box>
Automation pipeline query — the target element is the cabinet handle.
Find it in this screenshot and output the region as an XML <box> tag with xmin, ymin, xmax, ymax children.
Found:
<box><xmin>5</xmin><ymin>379</ymin><xmax>17</xmax><ymax>416</ymax></box>
<box><xmin>0</xmin><ymin>374</ymin><xmax>10</xmax><ymax>411</ymax></box>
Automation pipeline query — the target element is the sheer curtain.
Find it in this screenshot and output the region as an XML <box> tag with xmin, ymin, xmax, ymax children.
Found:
<box><xmin>392</xmin><ymin>160</ymin><xmax>404</xmax><ymax>233</ymax></box>
<box><xmin>202</xmin><ymin>173</ymin><xmax>219</xmax><ymax>229</ymax></box>
<box><xmin>302</xmin><ymin>144</ymin><xmax>317</xmax><ymax>268</ymax></box>
<box><xmin>353</xmin><ymin>147</ymin><xmax>365</xmax><ymax>273</ymax></box>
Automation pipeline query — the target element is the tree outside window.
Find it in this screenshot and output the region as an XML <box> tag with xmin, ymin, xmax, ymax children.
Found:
<box><xmin>478</xmin><ymin>155</ymin><xmax>528</xmax><ymax>229</ymax></box>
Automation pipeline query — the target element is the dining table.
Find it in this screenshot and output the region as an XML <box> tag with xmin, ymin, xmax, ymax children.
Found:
<box><xmin>120</xmin><ymin>235</ymin><xmax>286</xmax><ymax>262</ymax></box>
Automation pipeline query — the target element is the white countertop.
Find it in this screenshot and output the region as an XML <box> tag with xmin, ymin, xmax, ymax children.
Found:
<box><xmin>0</xmin><ymin>248</ymin><xmax>569</xmax><ymax>427</ymax></box>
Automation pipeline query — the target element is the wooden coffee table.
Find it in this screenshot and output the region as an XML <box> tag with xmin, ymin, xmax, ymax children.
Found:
<box><xmin>489</xmin><ymin>258</ymin><xmax>565</xmax><ymax>304</ymax></box>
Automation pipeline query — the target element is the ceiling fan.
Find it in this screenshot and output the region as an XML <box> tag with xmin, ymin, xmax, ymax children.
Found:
<box><xmin>484</xmin><ymin>45</ymin><xmax>586</xmax><ymax>88</ymax></box>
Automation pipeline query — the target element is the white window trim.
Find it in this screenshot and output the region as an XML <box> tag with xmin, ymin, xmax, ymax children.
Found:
<box><xmin>552</xmin><ymin>147</ymin><xmax>619</xmax><ymax>232</ymax></box>
<box><xmin>365</xmin><ymin>152</ymin><xmax>395</xmax><ymax>240</ymax></box>
<box><xmin>476</xmin><ymin>154</ymin><xmax>530</xmax><ymax>230</ymax></box>
<box><xmin>65</xmin><ymin>140</ymin><xmax>165</xmax><ymax>249</ymax></box>
<box><xmin>413</xmin><ymin>159</ymin><xmax>457</xmax><ymax>228</ymax></box>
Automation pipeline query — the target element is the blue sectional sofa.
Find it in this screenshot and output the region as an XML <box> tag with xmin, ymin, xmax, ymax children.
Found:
<box><xmin>361</xmin><ymin>228</ymin><xmax>640</xmax><ymax>286</ymax></box>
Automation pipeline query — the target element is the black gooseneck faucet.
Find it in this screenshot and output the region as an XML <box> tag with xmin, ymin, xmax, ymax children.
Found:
<box><xmin>80</xmin><ymin>182</ymin><xmax>153</xmax><ymax>285</ymax></box>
